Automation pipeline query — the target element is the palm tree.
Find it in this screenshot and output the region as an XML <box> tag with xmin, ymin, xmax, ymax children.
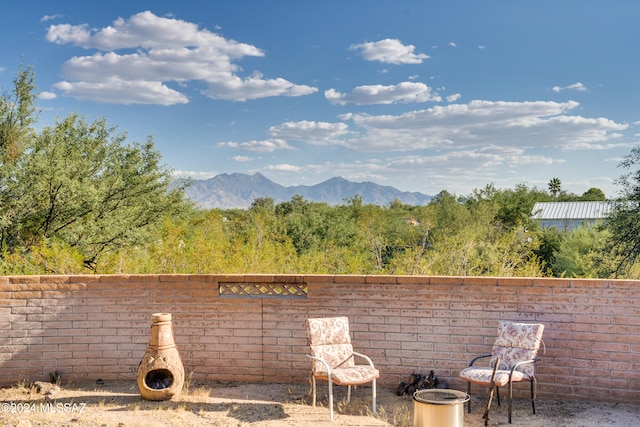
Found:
<box><xmin>548</xmin><ymin>178</ymin><xmax>562</xmax><ymax>198</ymax></box>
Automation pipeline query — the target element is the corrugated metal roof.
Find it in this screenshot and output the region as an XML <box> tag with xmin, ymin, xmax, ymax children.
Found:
<box><xmin>531</xmin><ymin>201</ymin><xmax>614</xmax><ymax>220</ymax></box>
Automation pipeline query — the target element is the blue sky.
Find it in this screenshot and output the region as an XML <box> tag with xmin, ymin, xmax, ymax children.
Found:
<box><xmin>2</xmin><ymin>1</ymin><xmax>639</xmax><ymax>198</ymax></box>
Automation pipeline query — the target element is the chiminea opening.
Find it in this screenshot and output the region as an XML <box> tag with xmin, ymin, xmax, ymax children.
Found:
<box><xmin>145</xmin><ymin>369</ymin><xmax>174</xmax><ymax>390</ymax></box>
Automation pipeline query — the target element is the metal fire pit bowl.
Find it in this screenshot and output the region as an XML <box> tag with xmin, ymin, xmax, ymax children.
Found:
<box><xmin>413</xmin><ymin>389</ymin><xmax>470</xmax><ymax>427</ymax></box>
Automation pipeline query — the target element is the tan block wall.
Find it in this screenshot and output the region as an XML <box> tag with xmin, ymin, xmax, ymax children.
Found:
<box><xmin>1</xmin><ymin>274</ymin><xmax>640</xmax><ymax>404</ymax></box>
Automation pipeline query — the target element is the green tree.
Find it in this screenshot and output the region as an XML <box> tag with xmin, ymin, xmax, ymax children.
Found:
<box><xmin>552</xmin><ymin>225</ymin><xmax>610</xmax><ymax>277</ymax></box>
<box><xmin>250</xmin><ymin>197</ymin><xmax>275</xmax><ymax>212</ymax></box>
<box><xmin>548</xmin><ymin>178</ymin><xmax>562</xmax><ymax>198</ymax></box>
<box><xmin>535</xmin><ymin>226</ymin><xmax>562</xmax><ymax>274</ymax></box>
<box><xmin>0</xmin><ymin>67</ymin><xmax>190</xmax><ymax>272</ymax></box>
<box><xmin>469</xmin><ymin>183</ymin><xmax>548</xmax><ymax>229</ymax></box>
<box><xmin>276</xmin><ymin>195</ymin><xmax>325</xmax><ymax>255</ymax></box>
<box><xmin>580</xmin><ymin>187</ymin><xmax>606</xmax><ymax>201</ymax></box>
<box><xmin>428</xmin><ymin>190</ymin><xmax>470</xmax><ymax>236</ymax></box>
<box><xmin>603</xmin><ymin>146</ymin><xmax>640</xmax><ymax>275</ymax></box>
<box><xmin>0</xmin><ymin>66</ymin><xmax>38</xmax><ymax>248</ymax></box>
<box><xmin>0</xmin><ymin>65</ymin><xmax>37</xmax><ymax>164</ymax></box>
<box><xmin>14</xmin><ymin>114</ymin><xmax>189</xmax><ymax>269</ymax></box>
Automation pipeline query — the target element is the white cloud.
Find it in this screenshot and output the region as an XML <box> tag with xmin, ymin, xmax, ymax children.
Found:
<box><xmin>39</xmin><ymin>91</ymin><xmax>57</xmax><ymax>100</ymax></box>
<box><xmin>263</xmin><ymin>164</ymin><xmax>302</xmax><ymax>172</ymax></box>
<box><xmin>53</xmin><ymin>77</ymin><xmax>188</xmax><ymax>105</ymax></box>
<box><xmin>46</xmin><ymin>11</ymin><xmax>263</xmax><ymax>54</ymax></box>
<box><xmin>268</xmin><ymin>121</ymin><xmax>349</xmax><ymax>145</ymax></box>
<box><xmin>560</xmin><ymin>141</ymin><xmax>633</xmax><ymax>151</ymax></box>
<box><xmin>228</xmin><ymin>99</ymin><xmax>628</xmax><ymax>197</ymax></box>
<box><xmin>45</xmin><ymin>11</ymin><xmax>317</xmax><ymax>104</ymax></box>
<box><xmin>264</xmin><ymin>146</ymin><xmax>564</xmax><ymax>196</ymax></box>
<box><xmin>231</xmin><ymin>155</ymin><xmax>253</xmax><ymax>162</ymax></box>
<box><xmin>275</xmin><ymin>99</ymin><xmax>627</xmax><ymax>196</ymax></box>
<box><xmin>202</xmin><ymin>74</ymin><xmax>317</xmax><ymax>102</ymax></box>
<box><xmin>308</xmin><ymin>160</ymin><xmax>388</xmax><ymax>179</ymax></box>
<box><xmin>40</xmin><ymin>14</ymin><xmax>63</xmax><ymax>23</ymax></box>
<box><xmin>349</xmin><ymin>39</ymin><xmax>429</xmax><ymax>64</ymax></box>
<box><xmin>552</xmin><ymin>82</ymin><xmax>588</xmax><ymax>93</ymax></box>
<box><xmin>340</xmin><ymin>100</ymin><xmax>628</xmax><ymax>152</ymax></box>
<box><xmin>217</xmin><ymin>138</ymin><xmax>294</xmax><ymax>152</ymax></box>
<box><xmin>448</xmin><ymin>42</ymin><xmax>457</xmax><ymax>47</ymax></box>
<box><xmin>325</xmin><ymin>82</ymin><xmax>441</xmax><ymax>105</ymax></box>
<box><xmin>46</xmin><ymin>23</ymin><xmax>92</xmax><ymax>46</ymax></box>
<box><xmin>171</xmin><ymin>170</ymin><xmax>218</xmax><ymax>180</ymax></box>
<box><xmin>446</xmin><ymin>93</ymin><xmax>461</xmax><ymax>102</ymax></box>
<box><xmin>390</xmin><ymin>146</ymin><xmax>561</xmax><ymax>171</ymax></box>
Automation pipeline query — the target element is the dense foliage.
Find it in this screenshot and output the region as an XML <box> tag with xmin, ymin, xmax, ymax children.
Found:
<box><xmin>1</xmin><ymin>67</ymin><xmax>639</xmax><ymax>278</ymax></box>
<box><xmin>602</xmin><ymin>146</ymin><xmax>640</xmax><ymax>276</ymax></box>
<box><xmin>92</xmin><ymin>182</ymin><xmax>634</xmax><ymax>278</ymax></box>
<box><xmin>0</xmin><ymin>67</ymin><xmax>189</xmax><ymax>273</ymax></box>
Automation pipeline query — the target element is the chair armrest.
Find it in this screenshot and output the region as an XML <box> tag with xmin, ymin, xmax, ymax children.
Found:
<box><xmin>306</xmin><ymin>354</ymin><xmax>332</xmax><ymax>375</ymax></box>
<box><xmin>509</xmin><ymin>357</ymin><xmax>540</xmax><ymax>377</ymax></box>
<box><xmin>352</xmin><ymin>351</ymin><xmax>375</xmax><ymax>368</ymax></box>
<box><xmin>468</xmin><ymin>354</ymin><xmax>492</xmax><ymax>367</ymax></box>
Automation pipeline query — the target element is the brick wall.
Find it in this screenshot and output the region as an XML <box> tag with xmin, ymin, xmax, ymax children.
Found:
<box><xmin>1</xmin><ymin>274</ymin><xmax>639</xmax><ymax>404</ymax></box>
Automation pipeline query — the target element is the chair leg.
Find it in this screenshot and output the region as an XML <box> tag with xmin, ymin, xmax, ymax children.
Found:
<box><xmin>467</xmin><ymin>381</ymin><xmax>472</xmax><ymax>413</ymax></box>
<box><xmin>347</xmin><ymin>385</ymin><xmax>351</xmax><ymax>403</ymax></box>
<box><xmin>496</xmin><ymin>386</ymin><xmax>501</xmax><ymax>407</ymax></box>
<box><xmin>531</xmin><ymin>376</ymin><xmax>537</xmax><ymax>414</ymax></box>
<box><xmin>508</xmin><ymin>381</ymin><xmax>513</xmax><ymax>424</ymax></box>
<box><xmin>328</xmin><ymin>376</ymin><xmax>334</xmax><ymax>422</ymax></box>
<box><xmin>372</xmin><ymin>379</ymin><xmax>377</xmax><ymax>413</ymax></box>
<box><xmin>311</xmin><ymin>376</ymin><xmax>317</xmax><ymax>408</ymax></box>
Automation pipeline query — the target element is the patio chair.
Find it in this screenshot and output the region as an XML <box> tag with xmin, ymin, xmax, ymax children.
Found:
<box><xmin>459</xmin><ymin>320</ymin><xmax>545</xmax><ymax>423</ymax></box>
<box><xmin>305</xmin><ymin>316</ymin><xmax>379</xmax><ymax>421</ymax></box>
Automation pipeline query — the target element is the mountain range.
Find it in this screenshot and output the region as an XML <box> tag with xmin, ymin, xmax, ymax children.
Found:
<box><xmin>183</xmin><ymin>173</ymin><xmax>432</xmax><ymax>209</ymax></box>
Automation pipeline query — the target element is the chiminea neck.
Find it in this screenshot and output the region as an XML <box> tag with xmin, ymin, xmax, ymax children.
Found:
<box><xmin>149</xmin><ymin>313</ymin><xmax>176</xmax><ymax>350</ymax></box>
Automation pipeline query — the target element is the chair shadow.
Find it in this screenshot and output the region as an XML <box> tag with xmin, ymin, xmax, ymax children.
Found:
<box><xmin>227</xmin><ymin>402</ymin><xmax>289</xmax><ymax>422</ymax></box>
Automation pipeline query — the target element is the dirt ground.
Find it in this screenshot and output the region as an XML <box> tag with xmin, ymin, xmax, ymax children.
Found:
<box><xmin>1</xmin><ymin>380</ymin><xmax>640</xmax><ymax>427</ymax></box>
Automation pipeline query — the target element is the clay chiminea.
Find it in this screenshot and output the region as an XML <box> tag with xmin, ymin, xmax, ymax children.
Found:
<box><xmin>137</xmin><ymin>313</ymin><xmax>185</xmax><ymax>400</ymax></box>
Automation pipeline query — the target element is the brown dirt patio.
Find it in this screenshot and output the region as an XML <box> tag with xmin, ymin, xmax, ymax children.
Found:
<box><xmin>1</xmin><ymin>381</ymin><xmax>640</xmax><ymax>427</ymax></box>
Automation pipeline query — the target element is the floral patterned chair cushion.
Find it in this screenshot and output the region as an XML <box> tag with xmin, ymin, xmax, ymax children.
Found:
<box><xmin>460</xmin><ymin>321</ymin><xmax>544</xmax><ymax>386</ymax></box>
<box><xmin>306</xmin><ymin>317</ymin><xmax>356</xmax><ymax>375</ymax></box>
<box><xmin>491</xmin><ymin>321</ymin><xmax>544</xmax><ymax>376</ymax></box>
<box><xmin>306</xmin><ymin>317</ymin><xmax>380</xmax><ymax>384</ymax></box>
<box><xmin>321</xmin><ymin>365</ymin><xmax>379</xmax><ymax>386</ymax></box>
<box><xmin>459</xmin><ymin>320</ymin><xmax>545</xmax><ymax>423</ymax></box>
<box><xmin>459</xmin><ymin>363</ymin><xmax>529</xmax><ymax>387</ymax></box>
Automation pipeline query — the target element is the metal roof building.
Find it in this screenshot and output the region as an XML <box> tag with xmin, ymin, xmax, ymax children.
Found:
<box><xmin>531</xmin><ymin>201</ymin><xmax>614</xmax><ymax>230</ymax></box>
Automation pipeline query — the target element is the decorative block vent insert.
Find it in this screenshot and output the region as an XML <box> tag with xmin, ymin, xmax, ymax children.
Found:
<box><xmin>219</xmin><ymin>282</ymin><xmax>307</xmax><ymax>298</ymax></box>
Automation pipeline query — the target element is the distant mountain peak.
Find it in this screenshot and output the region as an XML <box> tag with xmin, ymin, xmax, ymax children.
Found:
<box><xmin>184</xmin><ymin>173</ymin><xmax>432</xmax><ymax>209</ymax></box>
<box><xmin>323</xmin><ymin>176</ymin><xmax>348</xmax><ymax>183</ymax></box>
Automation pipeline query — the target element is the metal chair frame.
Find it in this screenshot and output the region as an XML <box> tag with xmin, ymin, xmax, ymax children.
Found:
<box><xmin>306</xmin><ymin>351</ymin><xmax>377</xmax><ymax>421</ymax></box>
<box><xmin>305</xmin><ymin>317</ymin><xmax>378</xmax><ymax>421</ymax></box>
<box><xmin>465</xmin><ymin>353</ymin><xmax>540</xmax><ymax>423</ymax></box>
